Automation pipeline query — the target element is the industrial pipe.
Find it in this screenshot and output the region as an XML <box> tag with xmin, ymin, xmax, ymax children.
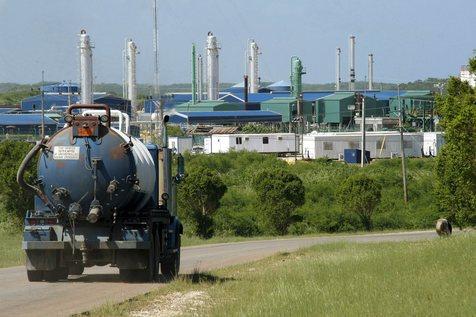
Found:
<box><xmin>17</xmin><ymin>140</ymin><xmax>55</xmax><ymax>211</ymax></box>
<box><xmin>244</xmin><ymin>75</ymin><xmax>249</xmax><ymax>103</ymax></box>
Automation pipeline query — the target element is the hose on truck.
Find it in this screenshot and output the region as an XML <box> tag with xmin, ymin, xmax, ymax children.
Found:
<box><xmin>16</xmin><ymin>139</ymin><xmax>56</xmax><ymax>213</ymax></box>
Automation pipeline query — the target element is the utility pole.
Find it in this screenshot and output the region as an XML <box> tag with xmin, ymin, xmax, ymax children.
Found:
<box><xmin>398</xmin><ymin>85</ymin><xmax>408</xmax><ymax>204</ymax></box>
<box><xmin>360</xmin><ymin>95</ymin><xmax>366</xmax><ymax>167</ymax></box>
<box><xmin>152</xmin><ymin>0</ymin><xmax>163</xmax><ymax>144</ymax></box>
<box><xmin>67</xmin><ymin>80</ymin><xmax>72</xmax><ymax>106</ymax></box>
<box><xmin>40</xmin><ymin>70</ymin><xmax>45</xmax><ymax>139</ymax></box>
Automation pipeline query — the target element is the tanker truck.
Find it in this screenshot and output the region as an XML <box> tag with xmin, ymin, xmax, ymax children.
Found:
<box><xmin>17</xmin><ymin>104</ymin><xmax>184</xmax><ymax>282</ymax></box>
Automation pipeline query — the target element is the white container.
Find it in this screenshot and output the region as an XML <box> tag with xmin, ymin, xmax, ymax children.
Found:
<box><xmin>168</xmin><ymin>137</ymin><xmax>193</xmax><ymax>154</ymax></box>
<box><xmin>206</xmin><ymin>133</ymin><xmax>296</xmax><ymax>154</ymax></box>
<box><xmin>423</xmin><ymin>132</ymin><xmax>444</xmax><ymax>156</ymax></box>
<box><xmin>303</xmin><ymin>131</ymin><xmax>425</xmax><ymax>159</ymax></box>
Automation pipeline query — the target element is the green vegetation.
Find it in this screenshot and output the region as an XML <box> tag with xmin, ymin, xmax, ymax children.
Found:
<box><xmin>0</xmin><ymin>140</ymin><xmax>36</xmax><ymax>229</ymax></box>
<box><xmin>178</xmin><ymin>167</ymin><xmax>227</xmax><ymax>237</ymax></box>
<box><xmin>0</xmin><ymin>90</ymin><xmax>37</xmax><ymax>106</ymax></box>
<box><xmin>338</xmin><ymin>174</ymin><xmax>381</xmax><ymax>230</ymax></box>
<box><xmin>434</xmin><ymin>57</ymin><xmax>476</xmax><ymax>228</ymax></box>
<box><xmin>82</xmin><ymin>233</ymin><xmax>475</xmax><ymax>317</ymax></box>
<box><xmin>178</xmin><ymin>152</ymin><xmax>441</xmax><ymax>238</ymax></box>
<box><xmin>0</xmin><ymin>230</ymin><xmax>23</xmax><ymax>268</ymax></box>
<box><xmin>252</xmin><ymin>168</ymin><xmax>305</xmax><ymax>234</ymax></box>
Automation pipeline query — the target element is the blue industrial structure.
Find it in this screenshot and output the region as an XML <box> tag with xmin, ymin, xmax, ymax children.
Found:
<box><xmin>0</xmin><ymin>114</ymin><xmax>59</xmax><ymax>134</ymax></box>
<box><xmin>41</xmin><ymin>82</ymin><xmax>80</xmax><ymax>93</ymax></box>
<box><xmin>344</xmin><ymin>149</ymin><xmax>371</xmax><ymax>164</ymax></box>
<box><xmin>168</xmin><ymin>110</ymin><xmax>282</xmax><ymax>125</ymax></box>
<box><xmin>21</xmin><ymin>94</ymin><xmax>131</xmax><ymax>114</ymax></box>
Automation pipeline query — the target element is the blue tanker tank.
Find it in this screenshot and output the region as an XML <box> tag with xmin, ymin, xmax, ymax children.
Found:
<box><xmin>18</xmin><ymin>104</ymin><xmax>183</xmax><ymax>282</ymax></box>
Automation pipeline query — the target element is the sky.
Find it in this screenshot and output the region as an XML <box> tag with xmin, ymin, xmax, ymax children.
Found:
<box><xmin>0</xmin><ymin>0</ymin><xmax>475</xmax><ymax>85</ymax></box>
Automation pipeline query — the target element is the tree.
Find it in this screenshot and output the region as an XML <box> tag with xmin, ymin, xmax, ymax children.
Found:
<box><xmin>338</xmin><ymin>174</ymin><xmax>381</xmax><ymax>230</ymax></box>
<box><xmin>0</xmin><ymin>140</ymin><xmax>36</xmax><ymax>228</ymax></box>
<box><xmin>434</xmin><ymin>65</ymin><xmax>476</xmax><ymax>228</ymax></box>
<box><xmin>252</xmin><ymin>168</ymin><xmax>305</xmax><ymax>234</ymax></box>
<box><xmin>178</xmin><ymin>167</ymin><xmax>227</xmax><ymax>237</ymax></box>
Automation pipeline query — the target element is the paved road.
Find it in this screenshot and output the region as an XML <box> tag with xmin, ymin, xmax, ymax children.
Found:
<box><xmin>0</xmin><ymin>230</ymin><xmax>439</xmax><ymax>317</ymax></box>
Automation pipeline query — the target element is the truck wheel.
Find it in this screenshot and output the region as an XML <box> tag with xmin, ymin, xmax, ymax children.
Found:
<box><xmin>119</xmin><ymin>269</ymin><xmax>149</xmax><ymax>282</ymax></box>
<box><xmin>43</xmin><ymin>267</ymin><xmax>68</xmax><ymax>282</ymax></box>
<box><xmin>27</xmin><ymin>270</ymin><xmax>43</xmax><ymax>282</ymax></box>
<box><xmin>161</xmin><ymin>236</ymin><xmax>181</xmax><ymax>278</ymax></box>
<box><xmin>69</xmin><ymin>264</ymin><xmax>84</xmax><ymax>275</ymax></box>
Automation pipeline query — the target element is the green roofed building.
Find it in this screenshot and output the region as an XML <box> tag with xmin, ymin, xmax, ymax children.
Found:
<box><xmin>389</xmin><ymin>90</ymin><xmax>434</xmax><ymax>118</ymax></box>
<box><xmin>260</xmin><ymin>97</ymin><xmax>314</xmax><ymax>123</ymax></box>
<box><xmin>316</xmin><ymin>92</ymin><xmax>387</xmax><ymax>126</ymax></box>
<box><xmin>175</xmin><ymin>100</ymin><xmax>246</xmax><ymax>112</ymax></box>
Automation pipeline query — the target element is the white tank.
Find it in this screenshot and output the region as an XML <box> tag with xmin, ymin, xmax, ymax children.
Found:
<box><xmin>206</xmin><ymin>32</ymin><xmax>220</xmax><ymax>100</ymax></box>
<box><xmin>336</xmin><ymin>47</ymin><xmax>341</xmax><ymax>91</ymax></box>
<box><xmin>249</xmin><ymin>39</ymin><xmax>259</xmax><ymax>93</ymax></box>
<box><xmin>126</xmin><ymin>39</ymin><xmax>138</xmax><ymax>115</ymax></box>
<box><xmin>197</xmin><ymin>54</ymin><xmax>203</xmax><ymax>101</ymax></box>
<box><xmin>79</xmin><ymin>29</ymin><xmax>93</xmax><ymax>104</ymax></box>
<box><xmin>349</xmin><ymin>35</ymin><xmax>356</xmax><ymax>91</ymax></box>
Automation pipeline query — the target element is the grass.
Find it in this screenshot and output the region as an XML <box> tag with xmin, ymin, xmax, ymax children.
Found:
<box><xmin>0</xmin><ymin>230</ymin><xmax>23</xmax><ymax>268</ymax></box>
<box><xmin>83</xmin><ymin>232</ymin><xmax>475</xmax><ymax>317</ymax></box>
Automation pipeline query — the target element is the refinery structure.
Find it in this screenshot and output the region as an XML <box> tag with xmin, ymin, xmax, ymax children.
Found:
<box><xmin>0</xmin><ymin>25</ymin><xmax>457</xmax><ymax>161</ymax></box>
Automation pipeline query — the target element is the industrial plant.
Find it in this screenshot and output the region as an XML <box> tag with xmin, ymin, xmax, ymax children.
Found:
<box><xmin>0</xmin><ymin>28</ymin><xmax>445</xmax><ymax>163</ymax></box>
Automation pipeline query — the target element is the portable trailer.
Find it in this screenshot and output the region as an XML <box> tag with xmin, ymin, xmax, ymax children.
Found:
<box><xmin>303</xmin><ymin>131</ymin><xmax>424</xmax><ymax>160</ymax></box>
<box><xmin>18</xmin><ymin>104</ymin><xmax>184</xmax><ymax>282</ymax></box>
<box><xmin>204</xmin><ymin>133</ymin><xmax>297</xmax><ymax>155</ymax></box>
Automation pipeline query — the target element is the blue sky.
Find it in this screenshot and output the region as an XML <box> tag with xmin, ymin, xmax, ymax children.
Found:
<box><xmin>0</xmin><ymin>0</ymin><xmax>474</xmax><ymax>84</ymax></box>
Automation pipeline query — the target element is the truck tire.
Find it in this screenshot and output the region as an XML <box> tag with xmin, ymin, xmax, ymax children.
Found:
<box><xmin>43</xmin><ymin>267</ymin><xmax>68</xmax><ymax>282</ymax></box>
<box><xmin>69</xmin><ymin>264</ymin><xmax>84</xmax><ymax>275</ymax></box>
<box><xmin>27</xmin><ymin>270</ymin><xmax>43</xmax><ymax>282</ymax></box>
<box><xmin>119</xmin><ymin>269</ymin><xmax>149</xmax><ymax>282</ymax></box>
<box><xmin>161</xmin><ymin>235</ymin><xmax>181</xmax><ymax>278</ymax></box>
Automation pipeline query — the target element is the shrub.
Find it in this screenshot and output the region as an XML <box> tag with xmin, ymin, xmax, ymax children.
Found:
<box><xmin>252</xmin><ymin>168</ymin><xmax>305</xmax><ymax>235</ymax></box>
<box><xmin>178</xmin><ymin>166</ymin><xmax>227</xmax><ymax>237</ymax></box>
<box><xmin>338</xmin><ymin>174</ymin><xmax>382</xmax><ymax>230</ymax></box>
<box><xmin>0</xmin><ymin>140</ymin><xmax>36</xmax><ymax>228</ymax></box>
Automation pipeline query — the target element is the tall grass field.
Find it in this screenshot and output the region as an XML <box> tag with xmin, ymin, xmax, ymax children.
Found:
<box><xmin>85</xmin><ymin>233</ymin><xmax>475</xmax><ymax>316</ymax></box>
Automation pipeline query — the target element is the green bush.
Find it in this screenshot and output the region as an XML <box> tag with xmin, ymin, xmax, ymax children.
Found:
<box><xmin>338</xmin><ymin>174</ymin><xmax>382</xmax><ymax>230</ymax></box>
<box><xmin>0</xmin><ymin>140</ymin><xmax>36</xmax><ymax>228</ymax></box>
<box><xmin>178</xmin><ymin>166</ymin><xmax>227</xmax><ymax>238</ymax></box>
<box><xmin>179</xmin><ymin>151</ymin><xmax>440</xmax><ymax>238</ymax></box>
<box><xmin>252</xmin><ymin>168</ymin><xmax>305</xmax><ymax>235</ymax></box>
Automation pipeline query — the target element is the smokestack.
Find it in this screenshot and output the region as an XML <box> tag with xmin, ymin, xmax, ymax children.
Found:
<box><xmin>368</xmin><ymin>53</ymin><xmax>374</xmax><ymax>90</ymax></box>
<box><xmin>249</xmin><ymin>39</ymin><xmax>259</xmax><ymax>93</ymax></box>
<box><xmin>126</xmin><ymin>39</ymin><xmax>138</xmax><ymax>115</ymax></box>
<box><xmin>79</xmin><ymin>29</ymin><xmax>93</xmax><ymax>104</ymax></box>
<box><xmin>206</xmin><ymin>32</ymin><xmax>220</xmax><ymax>100</ymax></box>
<box><xmin>191</xmin><ymin>44</ymin><xmax>197</xmax><ymax>104</ymax></box>
<box><xmin>336</xmin><ymin>47</ymin><xmax>341</xmax><ymax>91</ymax></box>
<box><xmin>197</xmin><ymin>54</ymin><xmax>203</xmax><ymax>101</ymax></box>
<box><xmin>244</xmin><ymin>75</ymin><xmax>249</xmax><ymax>103</ymax></box>
<box><xmin>349</xmin><ymin>35</ymin><xmax>356</xmax><ymax>91</ymax></box>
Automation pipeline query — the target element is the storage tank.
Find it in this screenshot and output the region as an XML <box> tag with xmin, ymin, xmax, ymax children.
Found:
<box><xmin>206</xmin><ymin>32</ymin><xmax>220</xmax><ymax>100</ymax></box>
<box><xmin>37</xmin><ymin>105</ymin><xmax>155</xmax><ymax>222</ymax></box>
<box><xmin>79</xmin><ymin>29</ymin><xmax>93</xmax><ymax>104</ymax></box>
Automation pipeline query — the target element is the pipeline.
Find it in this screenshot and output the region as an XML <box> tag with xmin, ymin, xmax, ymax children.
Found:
<box><xmin>17</xmin><ymin>140</ymin><xmax>55</xmax><ymax>212</ymax></box>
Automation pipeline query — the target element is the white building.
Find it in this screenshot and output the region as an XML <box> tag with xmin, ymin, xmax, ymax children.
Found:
<box><xmin>204</xmin><ymin>133</ymin><xmax>296</xmax><ymax>154</ymax></box>
<box><xmin>168</xmin><ymin>137</ymin><xmax>193</xmax><ymax>154</ymax></box>
<box><xmin>302</xmin><ymin>131</ymin><xmax>428</xmax><ymax>159</ymax></box>
<box><xmin>423</xmin><ymin>132</ymin><xmax>444</xmax><ymax>157</ymax></box>
<box><xmin>460</xmin><ymin>65</ymin><xmax>476</xmax><ymax>88</ymax></box>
